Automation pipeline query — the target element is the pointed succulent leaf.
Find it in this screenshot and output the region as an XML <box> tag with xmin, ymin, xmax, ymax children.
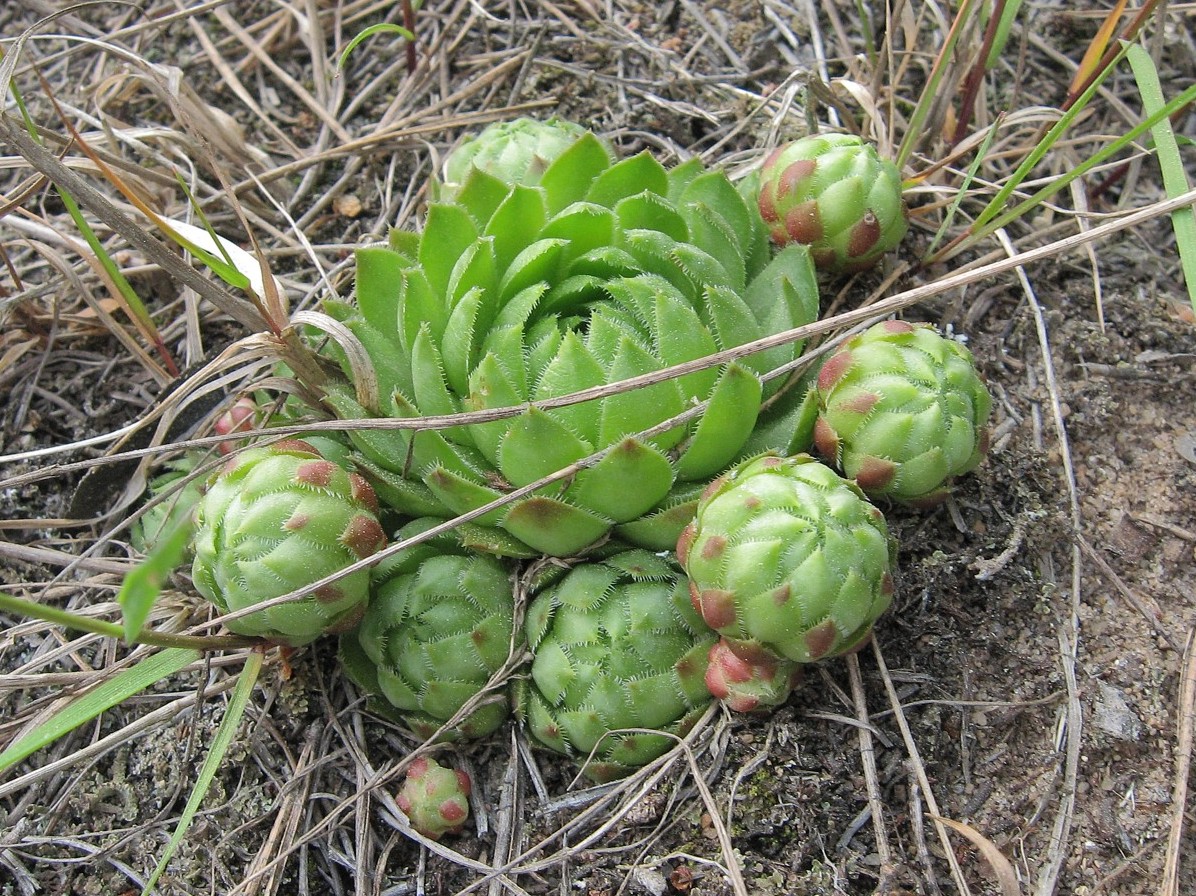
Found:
<box><xmin>353</xmin><ymin>246</ymin><xmax>405</xmax><ymax>342</ymax></box>
<box><xmin>615</xmin><ymin>191</ymin><xmax>688</xmax><ymax>241</ymax></box>
<box><xmin>424</xmin><ymin>465</ymin><xmax>508</xmax><ymax>527</ymax></box>
<box><xmin>540</xmin><ymin>202</ymin><xmax>617</xmax><ymax>262</ymax></box>
<box><xmin>539</xmin><ymin>131</ymin><xmax>617</xmax><ymax>214</ymax></box>
<box><xmin>501</xmin><ymin>496</ymin><xmax>612</xmax><ymax>556</ymax></box>
<box><xmin>498</xmin><ymin>239</ymin><xmax>566</xmax><ymax>302</ymax></box>
<box><xmin>485</xmin><ymin>184</ymin><xmax>548</xmax><ymax>272</ymax></box>
<box><xmin>411</xmin><ymin>325</ymin><xmax>462</xmax><ymax>420</ymax></box>
<box><xmin>675</xmin><ymin>362</ymin><xmax>762</xmax><ymax>479</ymax></box>
<box><xmin>453</xmin><ymin>164</ymin><xmax>512</xmax><ymax>226</ymax></box>
<box><xmin>420</xmin><ymin>203</ymin><xmax>479</xmax><ymax>298</ymax></box>
<box><xmin>565</xmin><ymin>437</ymin><xmax>675</xmax><ymax>522</ymax></box>
<box><xmin>497</xmin><ymin>407</ymin><xmax>591</xmax><ymax>488</ymax></box>
<box><xmin>585</xmin><ymin>151</ymin><xmax>669</xmax><ymax>207</ymax></box>
<box><xmin>597</xmin><ymin>332</ymin><xmax>686</xmax><ymax>450</ymax></box>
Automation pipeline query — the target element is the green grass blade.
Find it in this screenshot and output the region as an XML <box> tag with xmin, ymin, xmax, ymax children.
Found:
<box><xmin>896</xmin><ymin>0</ymin><xmax>983</xmax><ymax>169</ymax></box>
<box><xmin>972</xmin><ymin>80</ymin><xmax>1196</xmax><ymax>244</ymax></box>
<box><xmin>970</xmin><ymin>40</ymin><xmax>1132</xmax><ymax>235</ymax></box>
<box><xmin>338</xmin><ymin>23</ymin><xmax>415</xmax><ymax>71</ymax></box>
<box><xmin>0</xmin><ymin>646</ymin><xmax>199</xmax><ymax>773</ymax></box>
<box><xmin>0</xmin><ymin>590</ymin><xmax>125</xmax><ymax>641</ymax></box>
<box><xmin>1127</xmin><ymin>42</ymin><xmax>1196</xmax><ymax>318</ymax></box>
<box><xmin>141</xmin><ymin>649</ymin><xmax>264</xmax><ymax>896</ymax></box>
<box><xmin>12</xmin><ymin>78</ymin><xmax>178</xmax><ymax>376</ymax></box>
<box><xmin>118</xmin><ymin>517</ymin><xmax>194</xmax><ymax>642</ymax></box>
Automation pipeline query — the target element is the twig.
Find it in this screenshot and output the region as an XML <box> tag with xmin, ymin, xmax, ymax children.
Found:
<box><xmin>1160</xmin><ymin>625</ymin><xmax>1196</xmax><ymax>896</ymax></box>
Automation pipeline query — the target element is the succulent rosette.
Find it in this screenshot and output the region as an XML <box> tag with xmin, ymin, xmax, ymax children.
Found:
<box><xmin>396</xmin><ymin>756</ymin><xmax>472</xmax><ymax>840</ymax></box>
<box><xmin>677</xmin><ymin>454</ymin><xmax>893</xmax><ymax>664</ymax></box>
<box><xmin>191</xmin><ymin>440</ymin><xmax>387</xmax><ymax>646</ymax></box>
<box><xmin>704</xmin><ymin>637</ymin><xmax>802</xmax><ymax>713</ymax></box>
<box><xmin>519</xmin><ymin>550</ymin><xmax>716</xmax><ymax>782</ymax></box>
<box><xmin>435</xmin><ymin>117</ymin><xmax>593</xmax><ymax>199</ymax></box>
<box><xmin>342</xmin><ymin>525</ymin><xmax>517</xmax><ymax>740</ymax></box>
<box><xmin>757</xmin><ymin>133</ymin><xmax>907</xmax><ymax>272</ymax></box>
<box><xmin>813</xmin><ymin>320</ymin><xmax>992</xmax><ymax>505</ymax></box>
<box><xmin>321</xmin><ymin>121</ymin><xmax>819</xmax><ymax>557</ymax></box>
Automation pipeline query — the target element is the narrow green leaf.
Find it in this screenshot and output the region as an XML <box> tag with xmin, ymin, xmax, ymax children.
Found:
<box><xmin>337</xmin><ymin>23</ymin><xmax>415</xmax><ymax>71</ymax></box>
<box><xmin>142</xmin><ymin>649</ymin><xmax>264</xmax><ymax>896</ymax></box>
<box><xmin>539</xmin><ymin>133</ymin><xmax>615</xmax><ymax>214</ymax></box>
<box><xmin>0</xmin><ymin>646</ymin><xmax>198</xmax><ymax>773</ymax></box>
<box><xmin>675</xmin><ymin>362</ymin><xmax>762</xmax><ymax>480</ymax></box>
<box><xmin>1127</xmin><ymin>41</ymin><xmax>1196</xmax><ymax>319</ymax></box>
<box><xmin>118</xmin><ymin>518</ymin><xmax>193</xmax><ymax>642</ymax></box>
<box><xmin>586</xmin><ymin>151</ymin><xmax>669</xmax><ymax>206</ymax></box>
<box><xmin>354</xmin><ymin>246</ymin><xmax>406</xmax><ymax>341</ymax></box>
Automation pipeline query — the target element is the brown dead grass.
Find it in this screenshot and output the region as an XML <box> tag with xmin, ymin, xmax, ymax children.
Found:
<box><xmin>1</xmin><ymin>2</ymin><xmax>1195</xmax><ymax>895</ymax></box>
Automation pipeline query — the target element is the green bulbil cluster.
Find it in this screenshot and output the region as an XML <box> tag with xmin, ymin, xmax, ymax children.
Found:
<box><xmin>813</xmin><ymin>320</ymin><xmax>993</xmax><ymax>505</ymax></box>
<box><xmin>192</xmin><ymin>440</ymin><xmax>387</xmax><ymax>646</ymax></box>
<box><xmin>757</xmin><ymin>133</ymin><xmax>907</xmax><ymax>273</ymax></box>
<box><xmin>396</xmin><ymin>756</ymin><xmax>472</xmax><ymax>840</ymax></box>
<box><xmin>344</xmin><ymin>535</ymin><xmax>517</xmax><ymax>740</ymax></box>
<box><xmin>678</xmin><ymin>454</ymin><xmax>893</xmax><ymax>665</ymax></box>
<box><xmin>436</xmin><ymin>117</ymin><xmax>594</xmax><ymax>199</ymax></box>
<box><xmin>519</xmin><ymin>550</ymin><xmax>716</xmax><ymax>782</ymax></box>
<box><xmin>324</xmin><ymin>126</ymin><xmax>819</xmax><ymax>557</ymax></box>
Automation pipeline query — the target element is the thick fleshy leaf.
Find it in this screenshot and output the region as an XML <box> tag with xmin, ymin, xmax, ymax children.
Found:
<box><xmin>532</xmin><ymin>331</ymin><xmax>608</xmax><ymax>446</ymax></box>
<box><xmin>502</xmin><ymin>496</ymin><xmax>612</xmax><ymax>556</ymax></box>
<box><xmin>321</xmin><ymin>384</ymin><xmax>412</xmax><ymax>475</ymax></box>
<box><xmin>354</xmin><ymin>246</ymin><xmax>405</xmax><ymax>341</ymax></box>
<box><xmin>615</xmin><ymin>191</ymin><xmax>688</xmax><ymax>241</ymax></box>
<box><xmin>675</xmin><ymin>362</ymin><xmax>762</xmax><ymax>479</ymax></box>
<box><xmin>421</xmin><ymin>203</ymin><xmax>479</xmax><ymax>298</ymax></box>
<box><xmin>398</xmin><ymin>269</ymin><xmax>446</xmax><ymax>355</ymax></box>
<box><xmin>498</xmin><ymin>407</ymin><xmax>591</xmax><ymax>487</ymax></box>
<box><xmin>540</xmin><ymin>202</ymin><xmax>616</xmax><ymax>262</ymax></box>
<box><xmin>454</xmin><ymin>164</ymin><xmax>513</xmax><ymax>226</ymax></box>
<box><xmin>354</xmin><ymin>456</ymin><xmax>447</xmax><ymax>517</ymax></box>
<box><xmin>596</xmin><ymin>331</ymin><xmax>686</xmax><ymax>450</ymax></box>
<box><xmin>411</xmin><ymin>325</ymin><xmax>461</xmax><ymax>419</ymax></box>
<box><xmin>446</xmin><ymin>237</ymin><xmax>498</xmax><ymax>309</ymax></box>
<box><xmin>486</xmin><ymin>184</ymin><xmax>548</xmax><ymax>271</ymax></box>
<box><xmin>423</xmin><ymin>465</ymin><xmax>508</xmax><ymax>527</ymax></box>
<box><xmin>586</xmin><ymin>151</ymin><xmax>669</xmax><ymax>206</ymax></box>
<box><xmin>566</xmin><ymin>437</ymin><xmax>675</xmax><ymax>522</ymax></box>
<box><xmin>498</xmin><ymin>239</ymin><xmax>566</xmax><ymax>302</ymax></box>
<box><xmin>539</xmin><ymin>132</ymin><xmax>615</xmax><ymax>214</ymax></box>
<box><xmin>441</xmin><ymin>286</ymin><xmax>494</xmax><ymax>396</ymax></box>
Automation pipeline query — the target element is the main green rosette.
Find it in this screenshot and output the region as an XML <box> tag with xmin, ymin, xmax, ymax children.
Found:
<box><xmin>322</xmin><ymin>121</ymin><xmax>819</xmax><ymax>557</ymax></box>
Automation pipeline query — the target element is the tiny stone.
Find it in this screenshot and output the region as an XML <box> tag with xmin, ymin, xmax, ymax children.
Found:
<box><xmin>334</xmin><ymin>194</ymin><xmax>363</xmax><ymax>217</ymax></box>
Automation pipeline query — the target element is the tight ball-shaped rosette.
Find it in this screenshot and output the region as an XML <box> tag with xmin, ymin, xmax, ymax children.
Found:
<box><xmin>678</xmin><ymin>454</ymin><xmax>894</xmax><ymax>664</ymax></box>
<box><xmin>321</xmin><ymin>120</ymin><xmax>819</xmax><ymax>557</ymax></box>
<box><xmin>813</xmin><ymin>320</ymin><xmax>993</xmax><ymax>506</ymax></box>
<box><xmin>757</xmin><ymin>133</ymin><xmax>907</xmax><ymax>273</ymax></box>
<box><xmin>397</xmin><ymin>757</ymin><xmax>472</xmax><ymax>841</ymax></box>
<box><xmin>518</xmin><ymin>550</ymin><xmax>716</xmax><ymax>782</ymax></box>
<box><xmin>436</xmin><ymin>117</ymin><xmax>592</xmax><ymax>199</ymax></box>
<box><xmin>342</xmin><ymin>536</ymin><xmax>517</xmax><ymax>741</ymax></box>
<box><xmin>192</xmin><ymin>440</ymin><xmax>386</xmax><ymax>646</ymax></box>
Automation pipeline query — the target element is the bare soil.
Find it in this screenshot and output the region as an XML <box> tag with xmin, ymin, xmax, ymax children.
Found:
<box><xmin>1</xmin><ymin>2</ymin><xmax>1194</xmax><ymax>896</ymax></box>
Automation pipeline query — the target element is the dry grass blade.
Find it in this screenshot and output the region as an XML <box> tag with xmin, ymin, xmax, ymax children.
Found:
<box><xmin>1160</xmin><ymin>626</ymin><xmax>1196</xmax><ymax>896</ymax></box>
<box><xmin>930</xmin><ymin>815</ymin><xmax>1023</xmax><ymax>896</ymax></box>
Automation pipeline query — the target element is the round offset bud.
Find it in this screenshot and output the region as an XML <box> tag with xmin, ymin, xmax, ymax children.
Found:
<box><xmin>437</xmin><ymin>117</ymin><xmax>596</xmax><ymax>199</ymax></box>
<box><xmin>350</xmin><ymin>551</ymin><xmax>517</xmax><ymax>741</ymax></box>
<box><xmin>192</xmin><ymin>440</ymin><xmax>386</xmax><ymax>646</ymax></box>
<box><xmin>813</xmin><ymin>320</ymin><xmax>993</xmax><ymax>505</ymax></box>
<box><xmin>678</xmin><ymin>454</ymin><xmax>894</xmax><ymax>664</ymax></box>
<box><xmin>397</xmin><ymin>757</ymin><xmax>471</xmax><ymax>841</ymax></box>
<box><xmin>520</xmin><ymin>550</ymin><xmax>716</xmax><ymax>782</ymax></box>
<box><xmin>705</xmin><ymin>638</ymin><xmax>802</xmax><ymax>713</ymax></box>
<box><xmin>757</xmin><ymin>133</ymin><xmax>907</xmax><ymax>272</ymax></box>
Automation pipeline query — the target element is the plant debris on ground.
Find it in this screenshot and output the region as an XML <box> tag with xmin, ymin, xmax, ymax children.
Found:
<box><xmin>1</xmin><ymin>2</ymin><xmax>1194</xmax><ymax>895</ymax></box>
